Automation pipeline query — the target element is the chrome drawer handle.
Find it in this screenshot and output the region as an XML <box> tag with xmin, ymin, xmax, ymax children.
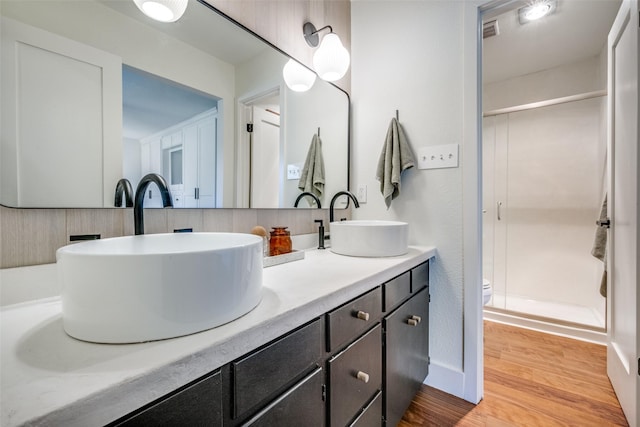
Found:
<box><xmin>407</xmin><ymin>318</ymin><xmax>418</xmax><ymax>326</ymax></box>
<box><xmin>355</xmin><ymin>311</ymin><xmax>370</xmax><ymax>321</ymax></box>
<box><xmin>410</xmin><ymin>315</ymin><xmax>422</xmax><ymax>323</ymax></box>
<box><xmin>356</xmin><ymin>371</ymin><xmax>370</xmax><ymax>383</ymax></box>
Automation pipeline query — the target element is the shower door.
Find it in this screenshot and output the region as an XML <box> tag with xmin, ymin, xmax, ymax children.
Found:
<box><xmin>483</xmin><ymin>96</ymin><xmax>607</xmax><ymax>328</ymax></box>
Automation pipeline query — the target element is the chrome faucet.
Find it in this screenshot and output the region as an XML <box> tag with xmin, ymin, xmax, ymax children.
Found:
<box><xmin>114</xmin><ymin>178</ymin><xmax>134</xmax><ymax>208</ymax></box>
<box><xmin>294</xmin><ymin>192</ymin><xmax>322</xmax><ymax>208</ymax></box>
<box><xmin>329</xmin><ymin>190</ymin><xmax>360</xmax><ymax>223</ymax></box>
<box><xmin>134</xmin><ymin>173</ymin><xmax>173</xmax><ymax>235</ymax></box>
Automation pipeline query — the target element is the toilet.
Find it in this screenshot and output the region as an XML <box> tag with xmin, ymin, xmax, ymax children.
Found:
<box><xmin>483</xmin><ymin>279</ymin><xmax>493</xmax><ymax>305</ymax></box>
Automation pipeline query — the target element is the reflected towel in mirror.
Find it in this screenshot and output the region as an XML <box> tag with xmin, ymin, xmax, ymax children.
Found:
<box><xmin>376</xmin><ymin>118</ymin><xmax>416</xmax><ymax>208</ymax></box>
<box><xmin>298</xmin><ymin>134</ymin><xmax>325</xmax><ymax>199</ymax></box>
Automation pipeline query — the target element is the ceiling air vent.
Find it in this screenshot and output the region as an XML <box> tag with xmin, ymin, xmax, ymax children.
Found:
<box><xmin>483</xmin><ymin>20</ymin><xmax>500</xmax><ymax>39</ymax></box>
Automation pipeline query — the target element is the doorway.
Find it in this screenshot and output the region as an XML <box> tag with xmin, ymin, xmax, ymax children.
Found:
<box><xmin>236</xmin><ymin>89</ymin><xmax>282</xmax><ymax>208</ymax></box>
<box><xmin>480</xmin><ymin>0</ymin><xmax>619</xmax><ymax>337</ymax></box>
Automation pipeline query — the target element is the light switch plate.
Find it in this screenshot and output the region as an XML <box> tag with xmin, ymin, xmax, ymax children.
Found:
<box><xmin>417</xmin><ymin>144</ymin><xmax>459</xmax><ymax>170</ymax></box>
<box><xmin>287</xmin><ymin>164</ymin><xmax>301</xmax><ymax>180</ymax></box>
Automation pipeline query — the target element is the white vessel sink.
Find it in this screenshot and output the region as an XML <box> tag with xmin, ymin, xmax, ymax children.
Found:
<box><xmin>57</xmin><ymin>233</ymin><xmax>263</xmax><ymax>343</ymax></box>
<box><xmin>330</xmin><ymin>220</ymin><xmax>409</xmax><ymax>257</ymax></box>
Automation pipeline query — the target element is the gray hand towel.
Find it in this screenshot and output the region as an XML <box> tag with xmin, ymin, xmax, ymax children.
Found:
<box><xmin>376</xmin><ymin>118</ymin><xmax>416</xmax><ymax>208</ymax></box>
<box><xmin>298</xmin><ymin>134</ymin><xmax>325</xmax><ymax>199</ymax></box>
<box><xmin>591</xmin><ymin>194</ymin><xmax>607</xmax><ymax>297</ymax></box>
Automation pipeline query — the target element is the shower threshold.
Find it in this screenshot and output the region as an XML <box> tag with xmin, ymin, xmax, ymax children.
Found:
<box><xmin>484</xmin><ymin>295</ymin><xmax>606</xmax><ymax>344</ymax></box>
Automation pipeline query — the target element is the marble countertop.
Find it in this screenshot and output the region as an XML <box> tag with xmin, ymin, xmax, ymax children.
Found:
<box><xmin>1</xmin><ymin>246</ymin><xmax>436</xmax><ymax>427</ymax></box>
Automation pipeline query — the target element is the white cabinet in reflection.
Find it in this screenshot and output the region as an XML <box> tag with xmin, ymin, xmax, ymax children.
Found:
<box><xmin>183</xmin><ymin>116</ymin><xmax>217</xmax><ymax>208</ymax></box>
<box><xmin>0</xmin><ymin>17</ymin><xmax>122</xmax><ymax>208</ymax></box>
<box><xmin>139</xmin><ymin>110</ymin><xmax>217</xmax><ymax>209</ymax></box>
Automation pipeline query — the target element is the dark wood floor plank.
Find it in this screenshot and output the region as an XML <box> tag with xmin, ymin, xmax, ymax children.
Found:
<box><xmin>399</xmin><ymin>321</ymin><xmax>629</xmax><ymax>427</ymax></box>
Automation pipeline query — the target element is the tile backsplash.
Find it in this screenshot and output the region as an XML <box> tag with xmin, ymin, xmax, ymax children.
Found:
<box><xmin>0</xmin><ymin>206</ymin><xmax>339</xmax><ymax>269</ymax></box>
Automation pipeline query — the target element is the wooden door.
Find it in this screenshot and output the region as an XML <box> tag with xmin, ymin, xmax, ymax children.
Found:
<box><xmin>606</xmin><ymin>1</ymin><xmax>639</xmax><ymax>425</ymax></box>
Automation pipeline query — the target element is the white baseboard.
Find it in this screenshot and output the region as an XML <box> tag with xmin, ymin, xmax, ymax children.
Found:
<box><xmin>423</xmin><ymin>361</ymin><xmax>466</xmax><ymax>399</ymax></box>
<box><xmin>483</xmin><ymin>310</ymin><xmax>607</xmax><ymax>345</ymax></box>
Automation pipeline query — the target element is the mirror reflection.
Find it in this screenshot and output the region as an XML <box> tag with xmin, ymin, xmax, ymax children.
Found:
<box><xmin>0</xmin><ymin>0</ymin><xmax>349</xmax><ymax>209</ymax></box>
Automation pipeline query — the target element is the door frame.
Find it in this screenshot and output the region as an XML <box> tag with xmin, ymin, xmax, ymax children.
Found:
<box><xmin>606</xmin><ymin>0</ymin><xmax>639</xmax><ymax>425</ymax></box>
<box><xmin>236</xmin><ymin>88</ymin><xmax>281</xmax><ymax>208</ymax></box>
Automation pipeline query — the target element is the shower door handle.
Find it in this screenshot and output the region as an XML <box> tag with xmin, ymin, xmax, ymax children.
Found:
<box><xmin>497</xmin><ymin>201</ymin><xmax>502</xmax><ymax>221</ymax></box>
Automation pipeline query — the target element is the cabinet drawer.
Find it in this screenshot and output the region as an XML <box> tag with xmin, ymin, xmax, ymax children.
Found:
<box><xmin>411</xmin><ymin>261</ymin><xmax>429</xmax><ymax>293</ymax></box>
<box><xmin>329</xmin><ymin>324</ymin><xmax>382</xmax><ymax>427</ymax></box>
<box><xmin>243</xmin><ymin>367</ymin><xmax>325</xmax><ymax>427</ymax></box>
<box><xmin>383</xmin><ymin>287</ymin><xmax>430</xmax><ymax>427</ymax></box>
<box><xmin>113</xmin><ymin>370</ymin><xmax>222</xmax><ymax>426</ymax></box>
<box><xmin>233</xmin><ymin>318</ymin><xmax>323</xmax><ymax>419</ymax></box>
<box><xmin>383</xmin><ymin>271</ymin><xmax>411</xmax><ymax>312</ymax></box>
<box><xmin>326</xmin><ymin>287</ymin><xmax>382</xmax><ymax>352</ymax></box>
<box><xmin>350</xmin><ymin>391</ymin><xmax>382</xmax><ymax>427</ymax></box>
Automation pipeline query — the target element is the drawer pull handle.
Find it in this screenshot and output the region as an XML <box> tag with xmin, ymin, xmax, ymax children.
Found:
<box><xmin>356</xmin><ymin>371</ymin><xmax>370</xmax><ymax>383</ymax></box>
<box><xmin>411</xmin><ymin>315</ymin><xmax>422</xmax><ymax>323</ymax></box>
<box><xmin>407</xmin><ymin>318</ymin><xmax>419</xmax><ymax>326</ymax></box>
<box><xmin>356</xmin><ymin>311</ymin><xmax>370</xmax><ymax>321</ymax></box>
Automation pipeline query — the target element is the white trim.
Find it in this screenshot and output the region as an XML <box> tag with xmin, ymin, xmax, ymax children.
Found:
<box><xmin>484</xmin><ymin>312</ymin><xmax>607</xmax><ymax>345</ymax></box>
<box><xmin>461</xmin><ymin>0</ymin><xmax>487</xmax><ymax>405</ymax></box>
<box><xmin>424</xmin><ymin>362</ymin><xmax>466</xmax><ymax>399</ymax></box>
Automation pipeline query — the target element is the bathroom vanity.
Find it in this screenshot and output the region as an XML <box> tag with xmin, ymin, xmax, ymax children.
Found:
<box><xmin>0</xmin><ymin>246</ymin><xmax>435</xmax><ymax>426</ymax></box>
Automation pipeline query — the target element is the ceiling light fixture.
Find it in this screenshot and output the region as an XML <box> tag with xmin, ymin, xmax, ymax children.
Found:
<box><xmin>303</xmin><ymin>22</ymin><xmax>350</xmax><ymax>82</ymax></box>
<box><xmin>282</xmin><ymin>59</ymin><xmax>317</xmax><ymax>92</ymax></box>
<box><xmin>518</xmin><ymin>0</ymin><xmax>557</xmax><ymax>24</ymax></box>
<box><xmin>133</xmin><ymin>0</ymin><xmax>188</xmax><ymax>23</ymax></box>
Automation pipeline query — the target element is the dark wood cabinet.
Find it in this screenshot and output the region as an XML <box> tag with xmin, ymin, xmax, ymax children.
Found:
<box><xmin>382</xmin><ymin>271</ymin><xmax>411</xmax><ymax>312</ymax></box>
<box><xmin>232</xmin><ymin>318</ymin><xmax>323</xmax><ymax>419</ymax></box>
<box><xmin>111</xmin><ymin>370</ymin><xmax>223</xmax><ymax>427</ymax></box>
<box><xmin>241</xmin><ymin>367</ymin><xmax>325</xmax><ymax>427</ymax></box>
<box><xmin>326</xmin><ymin>287</ymin><xmax>382</xmax><ymax>352</ymax></box>
<box><xmin>351</xmin><ymin>391</ymin><xmax>382</xmax><ymax>427</ymax></box>
<box><xmin>328</xmin><ymin>324</ymin><xmax>382</xmax><ymax>426</ymax></box>
<box><xmin>383</xmin><ymin>286</ymin><xmax>430</xmax><ymax>426</ymax></box>
<box><xmin>110</xmin><ymin>260</ymin><xmax>430</xmax><ymax>427</ymax></box>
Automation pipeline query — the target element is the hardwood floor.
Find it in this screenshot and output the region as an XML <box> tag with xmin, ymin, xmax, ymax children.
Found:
<box><xmin>399</xmin><ymin>321</ymin><xmax>629</xmax><ymax>427</ymax></box>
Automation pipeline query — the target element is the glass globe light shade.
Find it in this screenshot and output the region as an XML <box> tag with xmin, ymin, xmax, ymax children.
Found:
<box><xmin>312</xmin><ymin>33</ymin><xmax>350</xmax><ymax>82</ymax></box>
<box><xmin>283</xmin><ymin>59</ymin><xmax>316</xmax><ymax>92</ymax></box>
<box><xmin>133</xmin><ymin>0</ymin><xmax>188</xmax><ymax>22</ymax></box>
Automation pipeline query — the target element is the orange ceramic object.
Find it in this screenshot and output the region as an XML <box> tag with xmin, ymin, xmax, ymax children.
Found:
<box><xmin>269</xmin><ymin>227</ymin><xmax>292</xmax><ymax>256</ymax></box>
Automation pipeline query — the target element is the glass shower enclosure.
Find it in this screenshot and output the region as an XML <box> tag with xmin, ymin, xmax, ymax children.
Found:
<box><xmin>482</xmin><ymin>95</ymin><xmax>607</xmax><ymax>329</ymax></box>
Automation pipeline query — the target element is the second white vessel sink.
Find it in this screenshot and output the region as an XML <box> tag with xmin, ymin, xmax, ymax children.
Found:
<box><xmin>57</xmin><ymin>232</ymin><xmax>263</xmax><ymax>343</ymax></box>
<box><xmin>330</xmin><ymin>220</ymin><xmax>409</xmax><ymax>257</ymax></box>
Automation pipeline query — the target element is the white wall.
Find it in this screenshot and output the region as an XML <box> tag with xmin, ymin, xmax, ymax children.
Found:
<box><xmin>484</xmin><ymin>55</ymin><xmax>605</xmax><ymax>111</ymax></box>
<box><xmin>352</xmin><ymin>0</ymin><xmax>469</xmax><ymax>397</ymax></box>
<box><xmin>123</xmin><ymin>138</ymin><xmax>142</xmax><ymax>188</ymax></box>
<box><xmin>284</xmin><ymin>81</ymin><xmax>350</xmax><ymax>209</ymax></box>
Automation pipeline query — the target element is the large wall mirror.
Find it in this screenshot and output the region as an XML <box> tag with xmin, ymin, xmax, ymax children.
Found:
<box><xmin>0</xmin><ymin>0</ymin><xmax>349</xmax><ymax>209</ymax></box>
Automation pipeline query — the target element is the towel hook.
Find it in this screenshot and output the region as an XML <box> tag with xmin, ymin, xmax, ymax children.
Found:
<box><xmin>395</xmin><ymin>110</ymin><xmax>399</xmax><ymax>121</ymax></box>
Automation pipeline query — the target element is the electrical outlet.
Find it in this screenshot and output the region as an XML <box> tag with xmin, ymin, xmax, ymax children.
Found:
<box><xmin>357</xmin><ymin>184</ymin><xmax>367</xmax><ymax>203</ymax></box>
<box><xmin>417</xmin><ymin>144</ymin><xmax>459</xmax><ymax>170</ymax></box>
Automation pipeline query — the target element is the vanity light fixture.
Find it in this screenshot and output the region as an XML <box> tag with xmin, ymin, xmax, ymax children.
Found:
<box><xmin>283</xmin><ymin>59</ymin><xmax>317</xmax><ymax>92</ymax></box>
<box><xmin>518</xmin><ymin>0</ymin><xmax>557</xmax><ymax>24</ymax></box>
<box><xmin>303</xmin><ymin>22</ymin><xmax>350</xmax><ymax>82</ymax></box>
<box><xmin>133</xmin><ymin>0</ymin><xmax>188</xmax><ymax>22</ymax></box>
